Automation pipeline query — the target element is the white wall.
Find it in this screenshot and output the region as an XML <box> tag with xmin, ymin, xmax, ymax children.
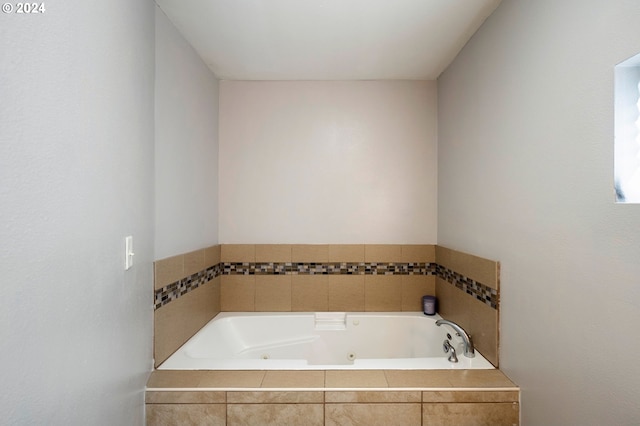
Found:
<box><xmin>614</xmin><ymin>64</ymin><xmax>640</xmax><ymax>202</ymax></box>
<box><xmin>437</xmin><ymin>0</ymin><xmax>640</xmax><ymax>424</ymax></box>
<box><xmin>155</xmin><ymin>6</ymin><xmax>219</xmax><ymax>260</ymax></box>
<box><xmin>219</xmin><ymin>80</ymin><xmax>438</xmax><ymax>243</ymax></box>
<box><xmin>0</xmin><ymin>1</ymin><xmax>154</xmax><ymax>425</ymax></box>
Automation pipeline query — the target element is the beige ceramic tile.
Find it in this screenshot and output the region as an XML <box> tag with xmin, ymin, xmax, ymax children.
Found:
<box><xmin>227</xmin><ymin>391</ymin><xmax>323</xmax><ymax>403</ymax></box>
<box><xmin>364</xmin><ymin>244</ymin><xmax>403</xmax><ymax>262</ymax></box>
<box><xmin>436</xmin><ymin>278</ymin><xmax>498</xmax><ymax>367</ymax></box>
<box><xmin>154</xmin><ymin>281</ymin><xmax>218</xmax><ymax>366</ymax></box>
<box><xmin>325</xmin><ymin>370</ymin><xmax>389</xmax><ymax>388</ymax></box>
<box><xmin>146</xmin><ymin>404</ymin><xmax>225</xmax><ymax>426</ymax></box>
<box><xmin>184</xmin><ymin>249</ymin><xmax>205</xmax><ymax>277</ymax></box>
<box><xmin>325</xmin><ymin>391</ymin><xmax>421</xmax><ymax>403</ymax></box>
<box><xmin>436</xmin><ymin>246</ymin><xmax>499</xmax><ymax>290</ymax></box>
<box><xmin>146</xmin><ymin>391</ymin><xmax>226</xmax><ymax>404</ymax></box>
<box><xmin>221</xmin><ymin>244</ymin><xmax>256</xmax><ymax>262</ymax></box>
<box><xmin>220</xmin><ymin>275</ymin><xmax>255</xmax><ymax>311</ymax></box>
<box><xmin>291</xmin><ymin>275</ymin><xmax>328</xmax><ymax>311</ymax></box>
<box><xmin>383</xmin><ymin>370</ymin><xmax>454</xmax><ymax>388</ymax></box>
<box><xmin>364</xmin><ymin>275</ymin><xmax>402</xmax><ymax>311</ymax></box>
<box><xmin>204</xmin><ymin>245</ymin><xmax>221</xmax><ymax>268</ymax></box>
<box><xmin>148</xmin><ymin>370</ymin><xmax>267</xmax><ymax>389</ymax></box>
<box><xmin>292</xmin><ymin>244</ymin><xmax>329</xmax><ymax>262</ymax></box>
<box><xmin>255</xmin><ymin>244</ymin><xmax>292</xmax><ymax>262</ymax></box>
<box><xmin>401</xmin><ymin>244</ymin><xmax>436</xmax><ymax>263</ymax></box>
<box><xmin>422</xmin><ymin>390</ymin><xmax>519</xmax><ymax>403</ymax></box>
<box><xmin>325</xmin><ymin>403</ymin><xmax>422</xmax><ymax>426</ymax></box>
<box><xmin>446</xmin><ymin>370</ymin><xmax>516</xmax><ymax>388</ymax></box>
<box><xmin>328</xmin><ymin>275</ymin><xmax>365</xmax><ymax>311</ymax></box>
<box><xmin>401</xmin><ymin>275</ymin><xmax>436</xmax><ymax>311</ymax></box>
<box><xmin>154</xmin><ymin>254</ymin><xmax>184</xmax><ymax>290</ymax></box>
<box><xmin>255</xmin><ymin>275</ymin><xmax>291</xmax><ymax>311</ymax></box>
<box><xmin>196</xmin><ymin>370</ymin><xmax>266</xmax><ymax>388</ymax></box>
<box><xmin>422</xmin><ymin>402</ymin><xmax>519</xmax><ymax>426</ymax></box>
<box><xmin>147</xmin><ymin>370</ymin><xmax>213</xmax><ymax>389</ymax></box>
<box><xmin>328</xmin><ymin>244</ymin><xmax>365</xmax><ymax>262</ymax></box>
<box><xmin>261</xmin><ymin>370</ymin><xmax>326</xmax><ymax>388</ymax></box>
<box><xmin>210</xmin><ymin>277</ymin><xmax>221</xmax><ymax>314</ymax></box>
<box><xmin>227</xmin><ymin>404</ymin><xmax>324</xmax><ymax>426</ymax></box>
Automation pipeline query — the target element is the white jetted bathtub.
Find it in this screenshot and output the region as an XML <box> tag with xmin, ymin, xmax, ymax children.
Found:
<box><xmin>158</xmin><ymin>312</ymin><xmax>494</xmax><ymax>370</ymax></box>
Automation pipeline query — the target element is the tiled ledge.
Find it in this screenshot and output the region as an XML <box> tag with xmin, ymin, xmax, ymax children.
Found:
<box><xmin>146</xmin><ymin>369</ymin><xmax>517</xmax><ymax>392</ymax></box>
<box><xmin>146</xmin><ymin>369</ymin><xmax>519</xmax><ymax>425</ymax></box>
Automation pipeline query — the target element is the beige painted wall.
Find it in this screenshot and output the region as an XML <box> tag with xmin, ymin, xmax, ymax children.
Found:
<box><xmin>438</xmin><ymin>0</ymin><xmax>640</xmax><ymax>424</ymax></box>
<box><xmin>155</xmin><ymin>6</ymin><xmax>219</xmax><ymax>260</ymax></box>
<box><xmin>219</xmin><ymin>80</ymin><xmax>437</xmax><ymax>244</ymax></box>
<box><xmin>1</xmin><ymin>1</ymin><xmax>154</xmax><ymax>423</ymax></box>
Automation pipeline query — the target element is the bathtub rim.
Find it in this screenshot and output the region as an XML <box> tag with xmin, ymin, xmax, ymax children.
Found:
<box><xmin>157</xmin><ymin>311</ymin><xmax>495</xmax><ymax>371</ymax></box>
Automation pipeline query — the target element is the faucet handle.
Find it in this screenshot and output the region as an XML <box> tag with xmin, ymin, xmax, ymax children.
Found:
<box><xmin>442</xmin><ymin>339</ymin><xmax>458</xmax><ymax>363</ymax></box>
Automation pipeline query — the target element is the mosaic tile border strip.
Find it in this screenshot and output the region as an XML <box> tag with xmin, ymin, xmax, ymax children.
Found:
<box><xmin>223</xmin><ymin>262</ymin><xmax>437</xmax><ymax>275</ymax></box>
<box><xmin>154</xmin><ymin>262</ymin><xmax>498</xmax><ymax>311</ymax></box>
<box><xmin>436</xmin><ymin>265</ymin><xmax>498</xmax><ymax>309</ymax></box>
<box><xmin>154</xmin><ymin>263</ymin><xmax>222</xmax><ymax>310</ymax></box>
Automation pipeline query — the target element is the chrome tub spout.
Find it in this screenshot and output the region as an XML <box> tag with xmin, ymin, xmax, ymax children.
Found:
<box><xmin>435</xmin><ymin>319</ymin><xmax>475</xmax><ymax>358</ymax></box>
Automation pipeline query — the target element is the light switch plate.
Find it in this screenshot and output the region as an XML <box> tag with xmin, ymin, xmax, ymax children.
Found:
<box><xmin>125</xmin><ymin>236</ymin><xmax>134</xmax><ymax>270</ymax></box>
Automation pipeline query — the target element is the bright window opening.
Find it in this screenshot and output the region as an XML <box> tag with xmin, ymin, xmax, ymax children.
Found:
<box><xmin>614</xmin><ymin>53</ymin><xmax>640</xmax><ymax>203</ymax></box>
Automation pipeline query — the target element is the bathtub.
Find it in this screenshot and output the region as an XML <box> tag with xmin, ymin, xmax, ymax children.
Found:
<box><xmin>158</xmin><ymin>312</ymin><xmax>494</xmax><ymax>370</ymax></box>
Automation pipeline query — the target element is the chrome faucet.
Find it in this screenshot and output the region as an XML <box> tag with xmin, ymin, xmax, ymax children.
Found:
<box><xmin>435</xmin><ymin>319</ymin><xmax>475</xmax><ymax>358</ymax></box>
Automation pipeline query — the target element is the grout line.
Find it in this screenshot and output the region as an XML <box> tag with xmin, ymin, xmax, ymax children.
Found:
<box><xmin>146</xmin><ymin>387</ymin><xmax>520</xmax><ymax>392</ymax></box>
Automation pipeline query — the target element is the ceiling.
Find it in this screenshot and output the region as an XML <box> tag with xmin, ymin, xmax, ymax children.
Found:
<box><xmin>155</xmin><ymin>0</ymin><xmax>502</xmax><ymax>80</ymax></box>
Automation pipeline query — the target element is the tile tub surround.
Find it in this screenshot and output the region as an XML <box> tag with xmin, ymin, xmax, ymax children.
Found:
<box><xmin>435</xmin><ymin>246</ymin><xmax>500</xmax><ymax>367</ymax></box>
<box><xmin>155</xmin><ymin>244</ymin><xmax>498</xmax><ymax>312</ymax></box>
<box><xmin>146</xmin><ymin>369</ymin><xmax>519</xmax><ymax>425</ymax></box>
<box><xmin>217</xmin><ymin>244</ymin><xmax>439</xmax><ymax>313</ymax></box>
<box><xmin>153</xmin><ymin>244</ymin><xmax>501</xmax><ymax>366</ymax></box>
<box><xmin>154</xmin><ymin>246</ymin><xmax>222</xmax><ymax>367</ymax></box>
